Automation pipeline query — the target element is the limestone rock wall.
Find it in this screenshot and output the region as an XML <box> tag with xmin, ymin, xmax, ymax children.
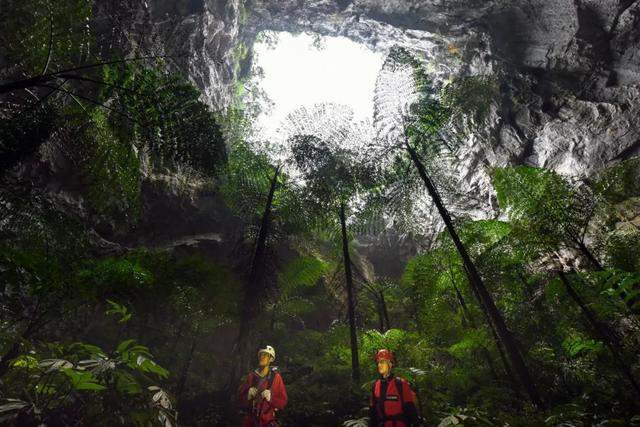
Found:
<box><xmin>93</xmin><ymin>0</ymin><xmax>640</xmax><ymax>187</ymax></box>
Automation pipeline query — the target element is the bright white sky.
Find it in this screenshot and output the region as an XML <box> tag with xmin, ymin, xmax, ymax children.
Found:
<box><xmin>251</xmin><ymin>32</ymin><xmax>384</xmax><ymax>140</ymax></box>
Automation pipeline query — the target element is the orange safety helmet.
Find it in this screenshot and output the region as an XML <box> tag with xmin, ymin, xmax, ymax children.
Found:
<box><xmin>374</xmin><ymin>349</ymin><xmax>396</xmax><ymax>364</ymax></box>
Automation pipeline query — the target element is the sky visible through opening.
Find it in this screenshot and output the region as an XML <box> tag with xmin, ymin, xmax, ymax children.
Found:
<box><xmin>251</xmin><ymin>31</ymin><xmax>384</xmax><ymax>140</ymax></box>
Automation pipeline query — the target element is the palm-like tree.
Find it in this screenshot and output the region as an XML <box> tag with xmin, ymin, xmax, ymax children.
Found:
<box><xmin>281</xmin><ymin>103</ymin><xmax>378</xmax><ymax>382</ymax></box>
<box><xmin>369</xmin><ymin>46</ymin><xmax>543</xmax><ymax>407</ymax></box>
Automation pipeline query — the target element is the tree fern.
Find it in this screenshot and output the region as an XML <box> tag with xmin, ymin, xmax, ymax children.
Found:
<box><xmin>367</xmin><ymin>46</ymin><xmax>478</xmax><ymax>238</ymax></box>
<box><xmin>372</xmin><ymin>46</ymin><xmax>543</xmax><ymax>406</ymax></box>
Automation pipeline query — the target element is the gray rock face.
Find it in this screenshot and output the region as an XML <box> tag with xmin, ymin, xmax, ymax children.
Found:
<box><xmin>10</xmin><ymin>0</ymin><xmax>636</xmax><ymax>274</ymax></box>
<box><xmin>93</xmin><ymin>0</ymin><xmax>247</xmax><ymax>109</ymax></box>
<box><xmin>240</xmin><ymin>0</ymin><xmax>640</xmax><ymax>177</ymax></box>
<box><xmin>148</xmin><ymin>0</ymin><xmax>638</xmax><ymax>186</ymax></box>
<box><xmin>144</xmin><ymin>0</ymin><xmax>638</xmax><ymax>275</ymax></box>
<box><xmin>149</xmin><ymin>0</ymin><xmax>247</xmax><ymax>108</ymax></box>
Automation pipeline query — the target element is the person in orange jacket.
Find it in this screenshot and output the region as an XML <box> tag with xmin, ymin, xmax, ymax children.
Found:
<box><xmin>238</xmin><ymin>345</ymin><xmax>288</xmax><ymax>427</ymax></box>
<box><xmin>369</xmin><ymin>349</ymin><xmax>421</xmax><ymax>427</ymax></box>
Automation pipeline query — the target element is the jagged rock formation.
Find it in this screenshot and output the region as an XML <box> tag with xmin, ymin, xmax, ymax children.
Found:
<box><xmin>94</xmin><ymin>0</ymin><xmax>248</xmax><ymax>109</ymax></box>
<box><xmin>143</xmin><ymin>0</ymin><xmax>638</xmax><ymax>204</ymax></box>
<box><xmin>241</xmin><ymin>0</ymin><xmax>640</xmax><ymax>178</ymax></box>
<box><xmin>92</xmin><ymin>0</ymin><xmax>639</xmax><ymax>198</ymax></box>
<box><xmin>238</xmin><ymin>0</ymin><xmax>638</xmax><ymax>272</ymax></box>
<box><xmin>5</xmin><ymin>0</ymin><xmax>639</xmax><ymax>276</ymax></box>
<box><xmin>85</xmin><ymin>0</ymin><xmax>640</xmax><ymax>275</ymax></box>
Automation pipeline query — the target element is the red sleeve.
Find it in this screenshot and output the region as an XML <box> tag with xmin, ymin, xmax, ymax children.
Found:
<box><xmin>370</xmin><ymin>380</ymin><xmax>379</xmax><ymax>406</ymax></box>
<box><xmin>238</xmin><ymin>373</ymin><xmax>253</xmax><ymax>407</ymax></box>
<box><xmin>401</xmin><ymin>379</ymin><xmax>415</xmax><ymax>404</ymax></box>
<box><xmin>269</xmin><ymin>372</ymin><xmax>288</xmax><ymax>410</ymax></box>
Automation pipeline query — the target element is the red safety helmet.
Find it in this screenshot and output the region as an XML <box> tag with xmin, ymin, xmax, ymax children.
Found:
<box><xmin>374</xmin><ymin>349</ymin><xmax>396</xmax><ymax>364</ymax></box>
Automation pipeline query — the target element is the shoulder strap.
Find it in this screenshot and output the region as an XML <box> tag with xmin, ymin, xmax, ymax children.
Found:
<box><xmin>372</xmin><ymin>379</ymin><xmax>381</xmax><ymax>400</ymax></box>
<box><xmin>268</xmin><ymin>369</ymin><xmax>276</xmax><ymax>389</ymax></box>
<box><xmin>374</xmin><ymin>379</ymin><xmax>386</xmax><ymax>420</ymax></box>
<box><xmin>395</xmin><ymin>378</ymin><xmax>404</xmax><ymax>406</ymax></box>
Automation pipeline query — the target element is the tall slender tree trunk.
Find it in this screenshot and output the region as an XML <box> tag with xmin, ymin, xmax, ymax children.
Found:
<box><xmin>340</xmin><ymin>201</ymin><xmax>360</xmax><ymax>383</ymax></box>
<box><xmin>518</xmin><ymin>273</ymin><xmax>575</xmax><ymax>389</ymax></box>
<box><xmin>451</xmin><ymin>282</ymin><xmax>500</xmax><ymax>382</ymax></box>
<box><xmin>406</xmin><ymin>141</ymin><xmax>542</xmax><ymax>407</ymax></box>
<box><xmin>177</xmin><ymin>336</ymin><xmax>198</xmax><ymax>398</ymax></box>
<box><xmin>575</xmin><ymin>241</ymin><xmax>603</xmax><ymax>271</ymax></box>
<box><xmin>453</xmin><ymin>270</ymin><xmax>518</xmax><ymax>393</ymax></box>
<box><xmin>376</xmin><ymin>303</ymin><xmax>385</xmax><ymax>333</ymax></box>
<box><xmin>380</xmin><ymin>290</ymin><xmax>391</xmax><ymax>331</ymax></box>
<box><xmin>484</xmin><ymin>310</ymin><xmax>520</xmax><ymax>394</ymax></box>
<box><xmin>558</xmin><ymin>271</ymin><xmax>640</xmax><ymax>397</ymax></box>
<box><xmin>229</xmin><ymin>165</ymin><xmax>280</xmax><ymax>389</ymax></box>
<box><xmin>168</xmin><ymin>321</ymin><xmax>186</xmax><ymax>366</ymax></box>
<box><xmin>466</xmin><ymin>273</ymin><xmax>521</xmax><ymax>394</ymax></box>
<box><xmin>572</xmin><ymin>242</ymin><xmax>639</xmax><ymax>314</ymax></box>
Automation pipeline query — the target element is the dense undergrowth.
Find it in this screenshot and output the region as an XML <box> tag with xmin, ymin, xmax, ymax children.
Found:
<box><xmin>1</xmin><ymin>1</ymin><xmax>640</xmax><ymax>426</ymax></box>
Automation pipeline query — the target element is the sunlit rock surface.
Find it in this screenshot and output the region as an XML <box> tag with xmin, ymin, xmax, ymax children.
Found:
<box><xmin>10</xmin><ymin>0</ymin><xmax>637</xmax><ymax>276</ymax></box>
<box><xmin>94</xmin><ymin>0</ymin><xmax>248</xmax><ymax>108</ymax></box>
<box><xmin>143</xmin><ymin>0</ymin><xmax>638</xmax><ymax>181</ymax></box>
<box><xmin>114</xmin><ymin>0</ymin><xmax>638</xmax><ymax>276</ymax></box>
<box><xmin>101</xmin><ymin>0</ymin><xmax>640</xmax><ymax>183</ymax></box>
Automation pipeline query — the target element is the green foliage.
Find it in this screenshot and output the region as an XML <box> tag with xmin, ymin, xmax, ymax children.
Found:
<box><xmin>291</xmin><ymin>133</ymin><xmax>376</xmax><ymax>210</ymax></box>
<box><xmin>0</xmin><ymin>189</ymin><xmax>89</xmax><ymax>257</ymax></box>
<box><xmin>81</xmin><ymin>109</ymin><xmax>141</xmax><ymax>221</ymax></box>
<box><xmin>232</xmin><ymin>41</ymin><xmax>250</xmax><ymax>78</ymax></box>
<box><xmin>594</xmin><ymin>157</ymin><xmax>640</xmax><ymax>204</ymax></box>
<box><xmin>219</xmin><ymin>139</ymin><xmax>274</xmax><ymax>218</ymax></box>
<box><xmin>437</xmin><ymin>407</ymin><xmax>495</xmax><ymax>427</ymax></box>
<box><xmin>562</xmin><ymin>335</ymin><xmax>604</xmax><ymax>358</ymax></box>
<box><xmin>383</xmin><ymin>46</ymin><xmax>452</xmax><ymax>145</ymax></box>
<box><xmin>441</xmin><ymin>76</ymin><xmax>498</xmax><ymax>125</ymax></box>
<box><xmin>596</xmin><ymin>269</ymin><xmax>640</xmax><ymax>312</ymax></box>
<box><xmin>78</xmin><ymin>256</ymin><xmax>153</xmax><ymax>297</ymax></box>
<box><xmin>369</xmin><ymin>46</ymin><xmax>477</xmax><ymax>237</ymax></box>
<box><xmin>448</xmin><ymin>330</ymin><xmax>491</xmax><ymax>359</ymax></box>
<box><xmin>0</xmin><ymin>0</ymin><xmax>93</xmax><ymax>75</ymax></box>
<box><xmin>3</xmin><ymin>7</ymin><xmax>640</xmax><ymax>425</ymax></box>
<box><xmin>1</xmin><ymin>337</ymin><xmax>173</xmax><ymax>425</ymax></box>
<box><xmin>106</xmin><ymin>300</ymin><xmax>133</xmax><ymax>323</ymax></box>
<box><xmin>343</xmin><ymin>418</ymin><xmax>369</xmax><ymax>427</ymax></box>
<box><xmin>102</xmin><ymin>63</ymin><xmax>226</xmax><ymax>176</ymax></box>
<box><xmin>360</xmin><ymin>329</ymin><xmax>409</xmax><ymax>358</ymax></box>
<box><xmin>279</xmin><ymin>255</ymin><xmax>331</xmax><ymax>292</ymax></box>
<box><xmin>1</xmin><ymin>233</ymin><xmax>240</xmax><ymax>422</ymax></box>
<box><xmin>604</xmin><ymin>229</ymin><xmax>640</xmax><ymax>271</ymax></box>
<box><xmin>493</xmin><ymin>166</ymin><xmax>570</xmax><ymax>221</ymax></box>
<box><xmin>492</xmin><ymin>166</ymin><xmax>600</xmax><ymax>256</ymax></box>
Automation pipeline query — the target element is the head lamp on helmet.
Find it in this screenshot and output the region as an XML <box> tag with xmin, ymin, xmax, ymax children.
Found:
<box><xmin>374</xmin><ymin>349</ymin><xmax>395</xmax><ymax>365</ymax></box>
<box><xmin>258</xmin><ymin>345</ymin><xmax>276</xmax><ymax>362</ymax></box>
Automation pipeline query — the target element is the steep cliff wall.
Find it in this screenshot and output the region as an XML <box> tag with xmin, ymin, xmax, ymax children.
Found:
<box><xmin>79</xmin><ymin>0</ymin><xmax>638</xmax><ymax>275</ymax></box>
<box><xmin>119</xmin><ymin>0</ymin><xmax>638</xmax><ymax>189</ymax></box>
<box><xmin>240</xmin><ymin>0</ymin><xmax>640</xmax><ymax>181</ymax></box>
<box><xmin>6</xmin><ymin>0</ymin><xmax>637</xmax><ymax>273</ymax></box>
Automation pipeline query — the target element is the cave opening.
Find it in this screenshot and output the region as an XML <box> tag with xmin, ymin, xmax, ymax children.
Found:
<box><xmin>245</xmin><ymin>31</ymin><xmax>384</xmax><ymax>140</ymax></box>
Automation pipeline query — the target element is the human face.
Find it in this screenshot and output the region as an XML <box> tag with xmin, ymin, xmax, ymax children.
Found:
<box><xmin>258</xmin><ymin>352</ymin><xmax>272</xmax><ymax>367</ymax></box>
<box><xmin>377</xmin><ymin>359</ymin><xmax>391</xmax><ymax>377</ymax></box>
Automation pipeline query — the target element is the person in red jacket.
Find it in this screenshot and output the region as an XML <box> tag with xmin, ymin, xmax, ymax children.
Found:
<box><xmin>238</xmin><ymin>345</ymin><xmax>287</xmax><ymax>427</ymax></box>
<box><xmin>369</xmin><ymin>349</ymin><xmax>421</xmax><ymax>427</ymax></box>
